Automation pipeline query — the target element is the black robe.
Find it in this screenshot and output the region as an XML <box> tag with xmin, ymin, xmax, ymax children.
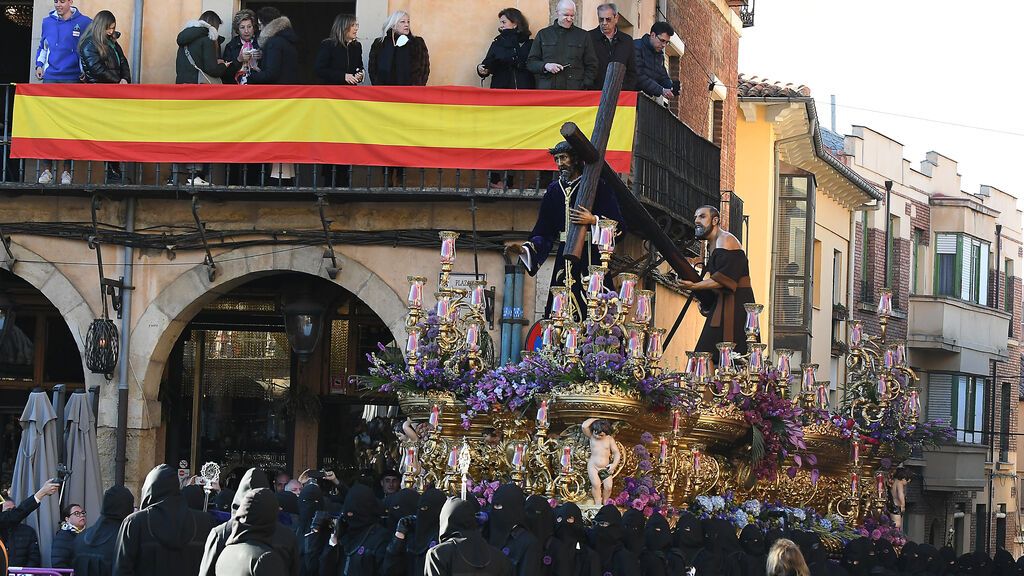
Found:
<box><xmin>425</xmin><ymin>498</ymin><xmax>511</xmax><ymax>576</ymax></box>
<box><xmin>694</xmin><ymin>247</ymin><xmax>757</xmax><ymax>356</ymax></box>
<box><xmin>523</xmin><ymin>176</ymin><xmax>624</xmax><ymax>318</ymax></box>
<box><xmin>620</xmin><ymin>509</ymin><xmax>645</xmax><ymax>558</ymax></box>
<box><xmin>320</xmin><ymin>484</ymin><xmax>389</xmax><ymax>576</ymax></box>
<box><xmin>486</xmin><ymin>484</ymin><xmax>541</xmax><ymax>576</ymax></box>
<box><xmin>72</xmin><ymin>485</ymin><xmax>134</xmax><ymax>576</ymax></box>
<box><xmin>670</xmin><ymin>513</ymin><xmax>717</xmax><ymax>575</ymax></box>
<box><xmin>198</xmin><ymin>468</ymin><xmax>299</xmax><ymax>576</ymax></box>
<box><xmin>588</xmin><ymin>505</ymin><xmax>640</xmax><ymax>576</ymax></box>
<box><xmin>638</xmin><ymin>513</ymin><xmax>673</xmax><ymax>576</ymax></box>
<box><xmin>215</xmin><ymin>489</ymin><xmax>289</xmax><ymax>576</ymax></box>
<box><xmin>550</xmin><ymin>503</ymin><xmax>599</xmax><ymax>576</ymax></box>
<box><xmin>113</xmin><ymin>464</ymin><xmax>214</xmax><ymax>576</ymax></box>
<box><xmin>738</xmin><ymin>524</ymin><xmax>767</xmax><ymax>576</ymax></box>
<box><xmin>523</xmin><ymin>495</ymin><xmax>555</xmax><ymax>576</ymax></box>
<box><xmin>384</xmin><ymin>487</ymin><xmax>446</xmax><ymax>576</ymax></box>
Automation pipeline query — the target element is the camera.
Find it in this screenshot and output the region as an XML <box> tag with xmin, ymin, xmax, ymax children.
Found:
<box><xmin>50</xmin><ymin>463</ymin><xmax>70</xmax><ymax>485</ymax></box>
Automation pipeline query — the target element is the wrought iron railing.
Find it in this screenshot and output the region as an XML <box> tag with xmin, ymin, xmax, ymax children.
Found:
<box><xmin>1</xmin><ymin>85</ymin><xmax>720</xmax><ymax>228</ymax></box>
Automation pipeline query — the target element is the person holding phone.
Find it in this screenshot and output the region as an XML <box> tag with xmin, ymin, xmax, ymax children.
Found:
<box><xmin>526</xmin><ymin>0</ymin><xmax>597</xmax><ymax>90</ymax></box>
<box><xmin>315</xmin><ymin>14</ymin><xmax>364</xmax><ymax>86</ymax></box>
<box><xmin>222</xmin><ymin>9</ymin><xmax>261</xmax><ymax>85</ymax></box>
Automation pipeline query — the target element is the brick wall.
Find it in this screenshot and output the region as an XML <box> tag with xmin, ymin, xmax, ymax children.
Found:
<box><xmin>664</xmin><ymin>0</ymin><xmax>738</xmax><ymax>192</ymax></box>
<box><xmin>852</xmin><ymin>224</ymin><xmax>908</xmax><ymax>340</ymax></box>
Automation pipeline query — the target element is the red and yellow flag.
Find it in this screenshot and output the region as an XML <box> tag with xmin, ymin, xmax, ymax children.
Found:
<box><xmin>11</xmin><ymin>85</ymin><xmax>637</xmax><ymax>171</ymax></box>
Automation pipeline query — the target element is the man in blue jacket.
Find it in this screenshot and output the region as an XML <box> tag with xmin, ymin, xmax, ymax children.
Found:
<box><xmin>33</xmin><ymin>0</ymin><xmax>91</xmax><ymax>185</ymax></box>
<box><xmin>634</xmin><ymin>21</ymin><xmax>675</xmax><ymax>100</ymax></box>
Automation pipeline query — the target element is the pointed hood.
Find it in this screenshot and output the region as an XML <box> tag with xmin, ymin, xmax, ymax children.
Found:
<box><xmin>621</xmin><ymin>508</ymin><xmax>646</xmax><ymax>555</ymax></box>
<box><xmin>227</xmin><ymin>488</ymin><xmax>279</xmax><ymax>546</ymax></box>
<box><xmin>644</xmin><ymin>512</ymin><xmax>671</xmax><ymax>552</ymax></box>
<box><xmin>439</xmin><ymin>498</ymin><xmax>496</xmax><ymax>569</ymax></box>
<box><xmin>412</xmin><ymin>487</ymin><xmax>446</xmax><ymax>553</ymax></box>
<box><xmin>589</xmin><ymin>504</ymin><xmax>623</xmax><ymax>569</ymax></box>
<box><xmin>524</xmin><ymin>495</ymin><xmax>554</xmax><ymax>547</ymax></box>
<box><xmin>487</xmin><ymin>483</ymin><xmax>525</xmax><ymax>547</ymax></box>
<box><xmin>232</xmin><ymin>468</ymin><xmax>270</xmax><ymax>515</ymax></box>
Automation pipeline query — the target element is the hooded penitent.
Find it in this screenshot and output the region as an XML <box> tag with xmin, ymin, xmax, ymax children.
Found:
<box><xmin>412</xmin><ymin>488</ymin><xmax>446</xmax><ymax>554</ymax></box>
<box><xmin>591</xmin><ymin>504</ymin><xmax>624</xmax><ymax>569</ymax></box>
<box><xmin>341</xmin><ymin>483</ymin><xmax>384</xmax><ymax>536</ymax></box>
<box><xmin>488</xmin><ymin>483</ymin><xmax>527</xmax><ymax>547</ymax></box>
<box><xmin>113</xmin><ymin>464</ymin><xmax>213</xmax><ymax>576</ymax></box>
<box><xmin>639</xmin><ymin>512</ymin><xmax>673</xmax><ymax>576</ymax></box>
<box><xmin>621</xmin><ymin>508</ymin><xmax>646</xmax><ymax>556</ymax></box>
<box><xmin>181</xmin><ymin>485</ymin><xmax>206</xmax><ymax>512</ymax></box>
<box><xmin>385</xmin><ymin>488</ymin><xmax>419</xmax><ymax>532</ymax></box>
<box><xmin>524</xmin><ymin>495</ymin><xmax>554</xmax><ymax>548</ymax></box>
<box><xmin>427</xmin><ymin>497</ymin><xmax>512</xmax><ymax>576</ymax></box>
<box><xmin>295</xmin><ymin>481</ymin><xmax>324</xmax><ymax>536</ymax></box>
<box><xmin>214</xmin><ymin>488</ymin><xmax>288</xmax><ymax>576</ymax></box>
<box><xmin>993</xmin><ymin>549</ymin><xmax>1015</xmax><ymax>576</ymax></box>
<box><xmin>738</xmin><ymin>524</ymin><xmax>768</xmax><ymax>576</ymax></box>
<box><xmin>842</xmin><ymin>537</ymin><xmax>875</xmax><ymax>576</ymax></box>
<box><xmin>552</xmin><ymin>503</ymin><xmax>589</xmax><ymax>576</ymax></box>
<box><xmin>72</xmin><ymin>485</ymin><xmax>135</xmax><ymax>576</ymax></box>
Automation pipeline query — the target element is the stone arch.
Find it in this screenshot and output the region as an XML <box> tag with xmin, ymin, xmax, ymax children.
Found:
<box><xmin>129</xmin><ymin>245</ymin><xmax>408</xmax><ymax>412</ymax></box>
<box><xmin>3</xmin><ymin>241</ymin><xmax>106</xmax><ymax>389</ymax></box>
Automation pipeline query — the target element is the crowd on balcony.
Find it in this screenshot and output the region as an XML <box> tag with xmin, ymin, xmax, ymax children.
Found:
<box><xmin>28</xmin><ymin>0</ymin><xmax>679</xmax><ymax>186</ymax></box>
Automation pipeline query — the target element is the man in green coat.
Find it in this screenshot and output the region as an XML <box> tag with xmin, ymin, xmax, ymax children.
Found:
<box><xmin>526</xmin><ymin>0</ymin><xmax>598</xmax><ymax>90</ymax></box>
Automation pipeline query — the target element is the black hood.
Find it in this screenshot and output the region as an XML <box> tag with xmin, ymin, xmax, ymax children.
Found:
<box><xmin>276</xmin><ymin>491</ymin><xmax>299</xmax><ymax>515</ymax></box>
<box><xmin>842</xmin><ymin>537</ymin><xmax>876</xmax><ymax>576</ymax></box>
<box><xmin>554</xmin><ymin>502</ymin><xmax>585</xmax><ymax>549</ymax></box>
<box><xmin>897</xmin><ymin>541</ymin><xmax>919</xmax><ymax>573</ymax></box>
<box><xmin>296</xmin><ymin>481</ymin><xmax>323</xmax><ymax>534</ymax></box>
<box><xmin>706</xmin><ymin>518</ymin><xmax>741</xmax><ymax>552</ymax></box>
<box><xmin>738</xmin><ymin>524</ymin><xmax>765</xmax><ymax>556</ymax></box>
<box><xmin>765</xmin><ymin>527</ymin><xmax>786</xmax><ymax>549</ymax></box>
<box><xmin>232</xmin><ymin>468</ymin><xmax>270</xmax><ymax>515</ymax></box>
<box><xmin>181</xmin><ymin>485</ymin><xmax>205</xmax><ymax>511</ymax></box>
<box><xmin>621</xmin><ymin>508</ymin><xmax>645</xmax><ymax>555</ymax></box>
<box><xmin>385</xmin><ymin>488</ymin><xmax>419</xmax><ymax>532</ymax></box>
<box><xmin>645</xmin><ymin>512</ymin><xmax>671</xmax><ymax>552</ymax></box>
<box><xmin>412</xmin><ymin>487</ymin><xmax>446</xmax><ymax>553</ymax></box>
<box><xmin>487</xmin><ymin>483</ymin><xmax>525</xmax><ymax>547</ymax></box>
<box><xmin>673</xmin><ymin>513</ymin><xmax>703</xmax><ymax>549</ymax></box>
<box><xmin>342</xmin><ymin>483</ymin><xmax>383</xmax><ymax>533</ymax></box>
<box><xmin>993</xmin><ymin>549</ymin><xmax>1014</xmax><ymax>574</ymax></box>
<box><xmin>524</xmin><ymin>495</ymin><xmax>554</xmax><ymax>546</ymax></box>
<box><xmin>227</xmin><ymin>488</ymin><xmax>279</xmax><ymax>546</ymax></box>
<box><xmin>138</xmin><ymin>464</ymin><xmax>198</xmax><ymax>549</ymax></box>
<box><xmin>439</xmin><ymin>498</ymin><xmax>494</xmax><ymax>569</ymax></box>
<box><xmin>100</xmin><ymin>485</ymin><xmax>135</xmax><ymax>521</ymax></box>
<box><xmin>874</xmin><ymin>539</ymin><xmax>897</xmax><ymax>568</ymax></box>
<box><xmin>589</xmin><ymin>504</ymin><xmax>623</xmax><ymax>568</ymax></box>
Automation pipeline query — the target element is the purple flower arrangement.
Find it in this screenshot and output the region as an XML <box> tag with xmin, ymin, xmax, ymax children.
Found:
<box><xmin>607</xmin><ymin>439</ymin><xmax>671</xmax><ymax>517</ymax></box>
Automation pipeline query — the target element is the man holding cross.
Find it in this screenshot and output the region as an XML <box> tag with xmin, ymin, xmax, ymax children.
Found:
<box><xmin>506</xmin><ymin>142</ymin><xmax>623</xmax><ymax>320</ymax></box>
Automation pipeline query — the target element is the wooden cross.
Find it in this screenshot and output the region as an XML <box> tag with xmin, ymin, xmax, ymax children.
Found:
<box><xmin>560</xmin><ymin>62</ymin><xmax>700</xmax><ymax>284</ymax></box>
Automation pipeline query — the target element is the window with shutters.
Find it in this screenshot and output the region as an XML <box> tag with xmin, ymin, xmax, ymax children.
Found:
<box><xmin>1000</xmin><ymin>382</ymin><xmax>1010</xmax><ymax>461</ymax></box>
<box><xmin>773</xmin><ymin>174</ymin><xmax>815</xmax><ymax>357</ymax></box>
<box><xmin>928</xmin><ymin>372</ymin><xmax>986</xmax><ymax>444</ymax></box>
<box><xmin>911</xmin><ymin>229</ymin><xmax>922</xmax><ymax>294</ymax></box>
<box><xmin>934</xmin><ymin>233</ymin><xmax>989</xmax><ymax>305</ymax></box>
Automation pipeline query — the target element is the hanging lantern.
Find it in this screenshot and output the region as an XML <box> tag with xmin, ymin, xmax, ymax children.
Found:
<box><xmin>282</xmin><ymin>295</ymin><xmax>326</xmax><ymax>362</ymax></box>
<box><xmin>85</xmin><ymin>318</ymin><xmax>119</xmax><ymax>376</ymax></box>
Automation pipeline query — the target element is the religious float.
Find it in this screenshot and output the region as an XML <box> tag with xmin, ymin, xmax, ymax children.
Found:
<box><xmin>357</xmin><ymin>229</ymin><xmax>953</xmax><ymax>548</ymax></box>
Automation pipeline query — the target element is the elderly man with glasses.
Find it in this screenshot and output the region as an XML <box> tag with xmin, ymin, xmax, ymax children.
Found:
<box><xmin>634</xmin><ymin>21</ymin><xmax>677</xmax><ymax>100</ymax></box>
<box><xmin>526</xmin><ymin>0</ymin><xmax>598</xmax><ymax>90</ymax></box>
<box><xmin>587</xmin><ymin>3</ymin><xmax>637</xmax><ymax>91</ymax></box>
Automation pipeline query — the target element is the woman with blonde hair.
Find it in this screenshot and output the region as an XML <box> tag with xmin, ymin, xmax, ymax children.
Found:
<box><xmin>315</xmin><ymin>13</ymin><xmax>364</xmax><ymax>85</ymax></box>
<box><xmin>368</xmin><ymin>10</ymin><xmax>429</xmax><ymax>85</ymax></box>
<box><xmin>766</xmin><ymin>538</ymin><xmax>810</xmax><ymax>576</ymax></box>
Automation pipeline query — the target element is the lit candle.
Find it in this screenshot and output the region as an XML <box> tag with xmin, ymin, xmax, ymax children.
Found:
<box><xmin>877</xmin><ymin>375</ymin><xmax>888</xmax><ymax>398</ymax></box>
<box><xmin>550</xmin><ymin>287</ymin><xmax>568</xmax><ymax>320</ymax></box>
<box><xmin>403</xmin><ymin>446</ymin><xmax>418</xmax><ymax>474</ymax></box>
<box><xmin>883</xmin><ymin>347</ymin><xmax>895</xmax><ymax>369</ymax></box>
<box><xmin>659</xmin><ymin>438</ymin><xmax>668</xmax><ymax>464</ymax></box>
<box><xmin>560</xmin><ymin>446</ymin><xmax>573</xmax><ymax>472</ymax></box>
<box><xmin>685</xmin><ymin>352</ymin><xmax>697</xmax><ymax>376</ymax></box>
<box><xmin>852</xmin><ymin>439</ymin><xmax>861</xmax><ymax>466</ymax></box>
<box><xmin>435</xmin><ymin>293</ymin><xmax>451</xmax><ymax>323</ymax></box>
<box><xmin>439</xmin><ymin>231</ymin><xmax>459</xmax><ymax>265</ymax></box>
<box><xmin>626</xmin><ymin>325</ymin><xmax>644</xmax><ymax>359</ymax></box>
<box><xmin>447</xmin><ymin>446</ymin><xmax>459</xmax><ymax>469</ymax></box>
<box><xmin>618</xmin><ymin>273</ymin><xmax>638</xmax><ymax>306</ymax></box>
<box><xmin>587</xmin><ymin>266</ymin><xmax>607</xmax><ymax>296</ymax></box>
<box><xmin>563</xmin><ymin>324</ymin><xmax>579</xmax><ymax>354</ymax></box>
<box><xmin>816</xmin><ymin>382</ymin><xmax>829</xmax><ymax>410</ymax></box>
<box><xmin>512</xmin><ymin>443</ymin><xmax>525</xmax><ymax>469</ymax></box>
<box><xmin>907</xmin><ymin>389</ymin><xmax>921</xmax><ymax>419</ymax></box>
<box><xmin>596</xmin><ymin>218</ymin><xmax>617</xmax><ymax>253</ymax></box>
<box><xmin>406</xmin><ymin>329</ymin><xmax>421</xmax><ymax>357</ymax></box>
<box><xmin>850</xmin><ymin>472</ymin><xmax>859</xmax><ymax>497</ymax></box>
<box><xmin>429</xmin><ymin>404</ymin><xmax>441</xmax><ymax>430</ymax></box>
<box><xmin>748</xmin><ymin>343</ymin><xmax>766</xmax><ymax>375</ymax></box>
<box><xmin>849</xmin><ymin>321</ymin><xmax>863</xmax><ymax>347</ymax></box>
<box><xmin>695</xmin><ymin>353</ymin><xmax>711</xmax><ymax>383</ymax></box>
<box><xmin>634</xmin><ymin>290</ymin><xmax>653</xmax><ymax>323</ymax></box>
<box><xmin>744</xmin><ymin>303</ymin><xmax>763</xmax><ymax>339</ymax></box>
<box><xmin>717</xmin><ymin>342</ymin><xmax>734</xmax><ymax>371</ymax></box>
<box><xmin>877</xmin><ymin>288</ymin><xmax>893</xmax><ymax>316</ymax></box>
<box><xmin>465</xmin><ymin>323</ymin><xmax>481</xmax><ymax>352</ymax></box>
<box><xmin>875</xmin><ymin>472</ymin><xmax>885</xmax><ymax>499</ymax></box>
<box><xmin>672</xmin><ymin>409</ymin><xmax>681</xmax><ymax>434</ymax></box>
<box><xmin>775</xmin><ymin>349</ymin><xmax>792</xmax><ymax>380</ymax></box>
<box><xmin>647</xmin><ymin>328</ymin><xmax>665</xmax><ymax>361</ymax></box>
<box><xmin>692</xmin><ymin>446</ymin><xmax>702</xmax><ymax>472</ymax></box>
<box><xmin>407</xmin><ymin>276</ymin><xmax>426</xmax><ymax>308</ymax></box>
<box><xmin>801</xmin><ymin>364</ymin><xmax>817</xmax><ymax>394</ymax></box>
<box><xmin>469</xmin><ymin>281</ymin><xmax>486</xmax><ymax>309</ymax></box>
<box><xmin>536</xmin><ymin>399</ymin><xmax>548</xmax><ymax>428</ymax></box>
<box><xmin>541</xmin><ymin>320</ymin><xmax>555</xmax><ymax>349</ymax></box>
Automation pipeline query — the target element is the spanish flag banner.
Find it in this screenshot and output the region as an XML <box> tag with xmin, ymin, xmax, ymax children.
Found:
<box><xmin>11</xmin><ymin>85</ymin><xmax>637</xmax><ymax>172</ymax></box>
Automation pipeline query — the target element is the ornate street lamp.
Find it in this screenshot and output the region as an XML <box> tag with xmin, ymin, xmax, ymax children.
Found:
<box><xmin>282</xmin><ymin>295</ymin><xmax>325</xmax><ymax>362</ymax></box>
<box><xmin>85</xmin><ymin>317</ymin><xmax>119</xmax><ymax>377</ymax></box>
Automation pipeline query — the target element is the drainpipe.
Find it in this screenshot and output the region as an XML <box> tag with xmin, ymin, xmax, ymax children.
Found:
<box><xmin>130</xmin><ymin>0</ymin><xmax>144</xmax><ymax>84</ymax></box>
<box><xmin>500</xmin><ymin>257</ymin><xmax>514</xmax><ymax>364</ymax></box>
<box><xmin>510</xmin><ymin>264</ymin><xmax>525</xmax><ymax>362</ymax></box>
<box><xmin>115</xmin><ymin>198</ymin><xmax>136</xmax><ymax>486</ymax></box>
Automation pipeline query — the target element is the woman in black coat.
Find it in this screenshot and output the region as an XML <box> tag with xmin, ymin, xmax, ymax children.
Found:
<box><xmin>477</xmin><ymin>8</ymin><xmax>534</xmax><ymax>90</ymax></box>
<box><xmin>78</xmin><ymin>10</ymin><xmax>130</xmax><ymax>184</ymax></box>
<box><xmin>368</xmin><ymin>10</ymin><xmax>429</xmax><ymax>86</ymax></box>
<box><xmin>247</xmin><ymin>15</ymin><xmax>299</xmax><ymax>85</ymax></box>
<box><xmin>315</xmin><ymin>13</ymin><xmax>364</xmax><ymax>85</ymax></box>
<box><xmin>222</xmin><ymin>9</ymin><xmax>261</xmax><ymax>85</ymax></box>
<box><xmin>71</xmin><ymin>486</ymin><xmax>134</xmax><ymax>576</ymax></box>
<box><xmin>51</xmin><ymin>503</ymin><xmax>85</xmax><ymax>568</ymax></box>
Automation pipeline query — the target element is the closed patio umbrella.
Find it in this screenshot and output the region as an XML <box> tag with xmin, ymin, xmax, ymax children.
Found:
<box><xmin>10</xmin><ymin>389</ymin><xmax>59</xmax><ymax>566</ymax></box>
<box><xmin>63</xmin><ymin>390</ymin><xmax>102</xmax><ymax>530</ymax></box>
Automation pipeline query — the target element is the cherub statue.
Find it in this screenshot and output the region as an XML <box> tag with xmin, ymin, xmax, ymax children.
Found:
<box><xmin>582</xmin><ymin>417</ymin><xmax>620</xmax><ymax>505</ymax></box>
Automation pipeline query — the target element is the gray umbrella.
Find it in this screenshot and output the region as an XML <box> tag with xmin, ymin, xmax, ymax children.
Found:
<box><xmin>10</xmin><ymin>390</ymin><xmax>59</xmax><ymax>566</ymax></box>
<box><xmin>63</xmin><ymin>391</ymin><xmax>102</xmax><ymax>531</ymax></box>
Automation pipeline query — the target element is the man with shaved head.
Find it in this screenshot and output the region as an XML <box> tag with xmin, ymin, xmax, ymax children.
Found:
<box><xmin>527</xmin><ymin>0</ymin><xmax>598</xmax><ymax>90</ymax></box>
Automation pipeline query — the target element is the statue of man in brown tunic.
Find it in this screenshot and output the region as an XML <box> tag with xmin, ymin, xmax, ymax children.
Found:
<box><xmin>677</xmin><ymin>205</ymin><xmax>757</xmax><ymax>357</ymax></box>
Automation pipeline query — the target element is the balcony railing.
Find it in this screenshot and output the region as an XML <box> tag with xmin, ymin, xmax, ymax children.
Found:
<box><xmin>0</xmin><ymin>85</ymin><xmax>718</xmax><ymax>228</ymax></box>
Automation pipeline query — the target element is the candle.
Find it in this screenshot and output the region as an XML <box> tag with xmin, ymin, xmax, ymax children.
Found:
<box><xmin>692</xmin><ymin>447</ymin><xmax>702</xmax><ymax>472</ymax></box>
<box><xmin>883</xmin><ymin>347</ymin><xmax>895</xmax><ymax>369</ymax></box>
<box><xmin>439</xmin><ymin>231</ymin><xmax>458</xmax><ymax>264</ymax></box>
<box><xmin>717</xmin><ymin>342</ymin><xmax>734</xmax><ymax>371</ymax></box>
<box><xmin>744</xmin><ymin>303</ymin><xmax>763</xmax><ymax>338</ymax></box>
<box><xmin>634</xmin><ymin>290</ymin><xmax>653</xmax><ymax>323</ymax></box>
<box><xmin>469</xmin><ymin>281</ymin><xmax>486</xmax><ymax>309</ymax></box>
<box><xmin>435</xmin><ymin>293</ymin><xmax>451</xmax><ymax>323</ymax></box>
<box><xmin>852</xmin><ymin>439</ymin><xmax>861</xmax><ymax>466</ymax></box>
<box><xmin>550</xmin><ymin>287</ymin><xmax>568</xmax><ymax>320</ymax></box>
<box><xmin>563</xmin><ymin>324</ymin><xmax>579</xmax><ymax>354</ymax></box>
<box><xmin>429</xmin><ymin>404</ymin><xmax>441</xmax><ymax>429</ymax></box>
<box><xmin>403</xmin><ymin>446</ymin><xmax>418</xmax><ymax>474</ymax></box>
<box><xmin>659</xmin><ymin>438</ymin><xmax>668</xmax><ymax>464</ymax></box>
<box><xmin>512</xmin><ymin>443</ymin><xmax>525</xmax><ymax>469</ymax></box>
<box><xmin>466</xmin><ymin>323</ymin><xmax>481</xmax><ymax>352</ymax></box>
<box><xmin>560</xmin><ymin>446</ymin><xmax>573</xmax><ymax>472</ymax></box>
<box><xmin>406</xmin><ymin>329</ymin><xmax>421</xmax><ymax>357</ymax></box>
<box><xmin>587</xmin><ymin>266</ymin><xmax>607</xmax><ymax>296</ymax></box>
<box><xmin>626</xmin><ymin>325</ymin><xmax>644</xmax><ymax>359</ymax></box>
<box><xmin>748</xmin><ymin>343</ymin><xmax>766</xmax><ymax>375</ymax></box>
<box><xmin>596</xmin><ymin>218</ymin><xmax>617</xmax><ymax>252</ymax></box>
<box><xmin>672</xmin><ymin>409</ymin><xmax>681</xmax><ymax>434</ymax></box>
<box><xmin>541</xmin><ymin>321</ymin><xmax>555</xmax><ymax>349</ymax></box>
<box><xmin>877</xmin><ymin>375</ymin><xmax>888</xmax><ymax>398</ymax></box>
<box><xmin>816</xmin><ymin>382</ymin><xmax>829</xmax><ymax>410</ymax></box>
<box><xmin>536</xmin><ymin>400</ymin><xmax>548</xmax><ymax>428</ymax></box>
<box><xmin>801</xmin><ymin>364</ymin><xmax>817</xmax><ymax>394</ymax></box>
<box><xmin>695</xmin><ymin>353</ymin><xmax>711</xmax><ymax>383</ymax></box>
<box><xmin>875</xmin><ymin>472</ymin><xmax>885</xmax><ymax>499</ymax></box>
<box><xmin>877</xmin><ymin>288</ymin><xmax>893</xmax><ymax>316</ymax></box>
<box><xmin>906</xmin><ymin>389</ymin><xmax>921</xmax><ymax>419</ymax></box>
<box><xmin>849</xmin><ymin>321</ymin><xmax>863</xmax><ymax>347</ymax></box>
<box><xmin>407</xmin><ymin>276</ymin><xmax>426</xmax><ymax>308</ymax></box>
<box><xmin>647</xmin><ymin>328</ymin><xmax>665</xmax><ymax>361</ymax></box>
<box><xmin>776</xmin><ymin>349</ymin><xmax>792</xmax><ymax>380</ymax></box>
<box><xmin>447</xmin><ymin>446</ymin><xmax>459</xmax><ymax>469</ymax></box>
<box><xmin>618</xmin><ymin>273</ymin><xmax>638</xmax><ymax>306</ymax></box>
<box><xmin>851</xmin><ymin>472</ymin><xmax>859</xmax><ymax>497</ymax></box>
<box><xmin>685</xmin><ymin>352</ymin><xmax>697</xmax><ymax>376</ymax></box>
